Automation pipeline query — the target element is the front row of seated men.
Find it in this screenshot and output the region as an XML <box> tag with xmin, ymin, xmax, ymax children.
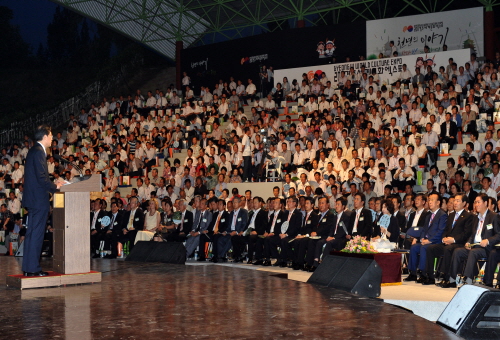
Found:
<box><xmin>405</xmin><ymin>192</ymin><xmax>500</xmax><ymax>288</ymax></box>
<box><xmin>89</xmin><ymin>192</ymin><xmax>500</xmax><ymax>287</ymax></box>
<box><xmin>207</xmin><ymin>194</ymin><xmax>377</xmax><ymax>272</ymax></box>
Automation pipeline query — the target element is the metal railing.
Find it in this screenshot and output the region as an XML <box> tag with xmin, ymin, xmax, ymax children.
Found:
<box><xmin>0</xmin><ymin>55</ymin><xmax>144</xmax><ymax>146</ymax></box>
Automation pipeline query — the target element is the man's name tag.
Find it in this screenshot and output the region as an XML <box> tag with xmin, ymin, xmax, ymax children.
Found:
<box><xmin>221</xmin><ymin>219</ymin><xmax>225</xmax><ymax>222</ymax></box>
<box><xmin>487</xmin><ymin>224</ymin><xmax>493</xmax><ymax>230</ymax></box>
<box><xmin>277</xmin><ymin>219</ymin><xmax>281</xmax><ymax>223</ymax></box>
<box><xmin>237</xmin><ymin>217</ymin><xmax>241</xmax><ymax>222</ymax></box>
<box><xmin>307</xmin><ymin>220</ymin><xmax>311</xmax><ymax>224</ymax></box>
<box><xmin>359</xmin><ymin>217</ymin><xmax>364</xmax><ymax>221</ymax></box>
<box><xmin>322</xmin><ymin>218</ymin><xmax>326</xmax><ymax>222</ymax></box>
<box><xmin>203</xmin><ymin>218</ymin><xmax>207</xmax><ymax>222</ymax></box>
<box><xmin>414</xmin><ymin>227</ymin><xmax>419</xmax><ymax>231</ymax></box>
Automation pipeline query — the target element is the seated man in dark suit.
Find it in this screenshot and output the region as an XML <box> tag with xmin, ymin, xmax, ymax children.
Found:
<box><xmin>1</xmin><ymin>204</ymin><xmax>14</xmax><ymax>256</ymax></box>
<box><xmin>119</xmin><ymin>196</ymin><xmax>145</xmax><ymax>252</ymax></box>
<box><xmin>350</xmin><ymin>193</ymin><xmax>373</xmax><ymax>238</ymax></box>
<box><xmin>439</xmin><ymin>112</ymin><xmax>458</xmax><ymax>149</ymax></box>
<box><xmin>483</xmin><ymin>249</ymin><xmax>500</xmax><ymax>288</ymax></box>
<box><xmin>304</xmin><ymin>197</ymin><xmax>335</xmax><ymax>271</ymax></box>
<box><xmin>311</xmin><ymin>197</ymin><xmax>351</xmax><ymax>271</ymax></box>
<box><xmin>217</xmin><ymin>197</ymin><xmax>248</xmax><ymax>262</ymax></box>
<box><xmin>462</xmin><ymin>180</ymin><xmax>477</xmax><ymax>209</ymax></box>
<box><xmin>101</xmin><ymin>201</ymin><xmax>125</xmax><ymax>259</ymax></box>
<box><xmin>208</xmin><ymin>199</ymin><xmax>230</xmax><ymax>263</ymax></box>
<box><xmin>273</xmin><ymin>196</ymin><xmax>303</xmax><ymax>267</ymax></box>
<box><xmin>196</xmin><ymin>198</ymin><xmax>218</xmax><ymax>261</ymax></box>
<box><xmin>188</xmin><ymin>198</ymin><xmax>213</xmax><ymax>259</ymax></box>
<box><xmin>90</xmin><ymin>199</ymin><xmax>108</xmax><ymax>258</ymax></box>
<box><xmin>292</xmin><ymin>197</ymin><xmax>319</xmax><ymax>270</ymax></box>
<box><xmin>448</xmin><ymin>193</ymin><xmax>500</xmax><ymax>287</ymax></box>
<box><xmin>426</xmin><ymin>193</ymin><xmax>473</xmax><ymax>287</ymax></box>
<box><xmin>405</xmin><ymin>193</ymin><xmax>447</xmax><ymax>284</ymax></box>
<box><xmin>170</xmin><ymin>199</ymin><xmax>193</xmax><ymax>242</ymax></box>
<box><xmin>261</xmin><ymin>198</ymin><xmax>286</xmax><ymax>266</ymax></box>
<box><xmin>391</xmin><ymin>195</ymin><xmax>407</xmax><ymax>237</ymax></box>
<box><xmin>403</xmin><ymin>194</ymin><xmax>430</xmax><ymax>249</ymax></box>
<box><xmin>245</xmin><ymin>197</ymin><xmax>269</xmax><ymax>264</ymax></box>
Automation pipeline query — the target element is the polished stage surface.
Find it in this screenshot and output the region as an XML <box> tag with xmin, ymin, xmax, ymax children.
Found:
<box><xmin>0</xmin><ymin>257</ymin><xmax>461</xmax><ymax>339</ymax></box>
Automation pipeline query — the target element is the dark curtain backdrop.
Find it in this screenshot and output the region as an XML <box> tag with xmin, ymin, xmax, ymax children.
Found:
<box><xmin>181</xmin><ymin>23</ymin><xmax>366</xmax><ymax>92</ymax></box>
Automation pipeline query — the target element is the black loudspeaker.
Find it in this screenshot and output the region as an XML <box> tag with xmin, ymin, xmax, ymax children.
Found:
<box><xmin>307</xmin><ymin>255</ymin><xmax>382</xmax><ymax>298</ymax></box>
<box><xmin>126</xmin><ymin>241</ymin><xmax>186</xmax><ymax>264</ymax></box>
<box><xmin>437</xmin><ymin>284</ymin><xmax>500</xmax><ymax>339</ymax></box>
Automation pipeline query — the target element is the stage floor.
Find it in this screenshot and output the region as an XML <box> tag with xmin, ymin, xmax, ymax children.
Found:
<box><xmin>0</xmin><ymin>257</ymin><xmax>460</xmax><ymax>339</ymax></box>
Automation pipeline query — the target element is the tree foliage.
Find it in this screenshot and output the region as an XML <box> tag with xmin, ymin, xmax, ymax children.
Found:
<box><xmin>0</xmin><ymin>6</ymin><xmax>31</xmax><ymax>68</ymax></box>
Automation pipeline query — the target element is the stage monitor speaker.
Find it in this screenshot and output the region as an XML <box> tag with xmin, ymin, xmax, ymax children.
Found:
<box><xmin>307</xmin><ymin>255</ymin><xmax>382</xmax><ymax>298</ymax></box>
<box><xmin>126</xmin><ymin>241</ymin><xmax>186</xmax><ymax>264</ymax></box>
<box><xmin>437</xmin><ymin>284</ymin><xmax>500</xmax><ymax>339</ymax></box>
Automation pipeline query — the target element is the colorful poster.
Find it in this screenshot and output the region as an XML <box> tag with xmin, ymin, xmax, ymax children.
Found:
<box><xmin>366</xmin><ymin>7</ymin><xmax>484</xmax><ymax>58</ymax></box>
<box><xmin>274</xmin><ymin>49</ymin><xmax>471</xmax><ymax>88</ymax></box>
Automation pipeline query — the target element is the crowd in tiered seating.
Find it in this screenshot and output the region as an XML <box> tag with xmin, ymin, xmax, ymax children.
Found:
<box><xmin>3</xmin><ymin>48</ymin><xmax>500</xmax><ymax>288</ymax></box>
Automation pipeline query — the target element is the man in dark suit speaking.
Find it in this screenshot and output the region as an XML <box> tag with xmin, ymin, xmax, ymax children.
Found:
<box><xmin>23</xmin><ymin>125</ymin><xmax>62</xmax><ymax>276</ymax></box>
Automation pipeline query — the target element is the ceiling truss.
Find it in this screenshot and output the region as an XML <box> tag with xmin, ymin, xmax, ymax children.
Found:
<box><xmin>51</xmin><ymin>0</ymin><xmax>499</xmax><ymax>59</ymax></box>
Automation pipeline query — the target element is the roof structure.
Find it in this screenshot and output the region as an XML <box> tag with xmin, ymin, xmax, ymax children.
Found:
<box><xmin>52</xmin><ymin>0</ymin><xmax>499</xmax><ymax>60</ymax></box>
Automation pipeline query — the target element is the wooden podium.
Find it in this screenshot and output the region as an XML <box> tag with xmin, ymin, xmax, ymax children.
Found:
<box><xmin>6</xmin><ymin>175</ymin><xmax>103</xmax><ymax>289</ymax></box>
<box><xmin>53</xmin><ymin>175</ymin><xmax>102</xmax><ymax>274</ymax></box>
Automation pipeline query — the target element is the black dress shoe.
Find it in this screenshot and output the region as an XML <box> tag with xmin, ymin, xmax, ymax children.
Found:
<box><xmin>436</xmin><ymin>279</ymin><xmax>446</xmax><ymax>287</ymax></box>
<box><xmin>308</xmin><ymin>266</ymin><xmax>317</xmax><ymax>272</ymax></box>
<box><xmin>421</xmin><ymin>277</ymin><xmax>435</xmax><ymax>285</ymax></box>
<box><xmin>263</xmin><ymin>260</ymin><xmax>271</xmax><ymax>266</ymax></box>
<box><xmin>279</xmin><ymin>261</ymin><xmax>287</xmax><ymax>268</ymax></box>
<box><xmin>234</xmin><ymin>257</ymin><xmax>244</xmax><ymax>263</ymax></box>
<box><xmin>292</xmin><ymin>264</ymin><xmax>301</xmax><ymax>270</ymax></box>
<box><xmin>24</xmin><ymin>271</ymin><xmax>49</xmax><ymax>277</ymax></box>
<box><xmin>253</xmin><ymin>260</ymin><xmax>264</xmax><ymax>265</ymax></box>
<box><xmin>404</xmin><ymin>274</ymin><xmax>418</xmax><ymax>282</ymax></box>
<box><xmin>210</xmin><ymin>257</ymin><xmax>219</xmax><ymax>263</ymax></box>
<box><xmin>416</xmin><ymin>276</ymin><xmax>426</xmax><ymax>283</ymax></box>
<box><xmin>272</xmin><ymin>260</ymin><xmax>282</xmax><ymax>267</ymax></box>
<box><xmin>302</xmin><ymin>264</ymin><xmax>311</xmax><ymax>272</ymax></box>
<box><xmin>440</xmin><ymin>281</ymin><xmax>457</xmax><ymax>288</ymax></box>
<box><xmin>246</xmin><ymin>259</ymin><xmax>253</xmax><ymax>264</ymax></box>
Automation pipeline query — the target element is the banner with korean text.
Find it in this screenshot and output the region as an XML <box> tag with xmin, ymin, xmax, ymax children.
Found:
<box><xmin>366</xmin><ymin>7</ymin><xmax>483</xmax><ymax>58</ymax></box>
<box><xmin>274</xmin><ymin>49</ymin><xmax>471</xmax><ymax>88</ymax></box>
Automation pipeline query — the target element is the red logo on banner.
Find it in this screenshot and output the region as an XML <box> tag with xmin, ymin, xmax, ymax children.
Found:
<box><xmin>403</xmin><ymin>25</ymin><xmax>414</xmax><ymax>33</ymax></box>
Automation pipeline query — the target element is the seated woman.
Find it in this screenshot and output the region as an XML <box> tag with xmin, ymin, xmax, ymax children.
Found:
<box><xmin>377</xmin><ymin>199</ymin><xmax>400</xmax><ymax>243</ymax></box>
<box><xmin>134</xmin><ymin>199</ymin><xmax>161</xmax><ymax>244</ymax></box>
<box><xmin>159</xmin><ymin>198</ymin><xmax>175</xmax><ymax>240</ymax></box>
<box><xmin>229</xmin><ymin>168</ymin><xmax>242</xmax><ymax>183</ymax></box>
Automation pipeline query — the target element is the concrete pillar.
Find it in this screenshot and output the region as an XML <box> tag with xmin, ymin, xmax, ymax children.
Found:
<box><xmin>176</xmin><ymin>40</ymin><xmax>183</xmax><ymax>90</ymax></box>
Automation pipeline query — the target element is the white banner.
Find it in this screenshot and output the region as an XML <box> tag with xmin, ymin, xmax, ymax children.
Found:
<box><xmin>366</xmin><ymin>7</ymin><xmax>484</xmax><ymax>57</ymax></box>
<box><xmin>274</xmin><ymin>49</ymin><xmax>471</xmax><ymax>88</ymax></box>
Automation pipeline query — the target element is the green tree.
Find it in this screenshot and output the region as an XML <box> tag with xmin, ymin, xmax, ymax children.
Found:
<box><xmin>0</xmin><ymin>6</ymin><xmax>31</xmax><ymax>68</ymax></box>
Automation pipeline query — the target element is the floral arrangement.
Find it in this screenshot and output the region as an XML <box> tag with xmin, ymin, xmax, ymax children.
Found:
<box><xmin>341</xmin><ymin>235</ymin><xmax>377</xmax><ymax>254</ymax></box>
<box><xmin>172</xmin><ymin>211</ymin><xmax>182</xmax><ymax>225</ymax></box>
